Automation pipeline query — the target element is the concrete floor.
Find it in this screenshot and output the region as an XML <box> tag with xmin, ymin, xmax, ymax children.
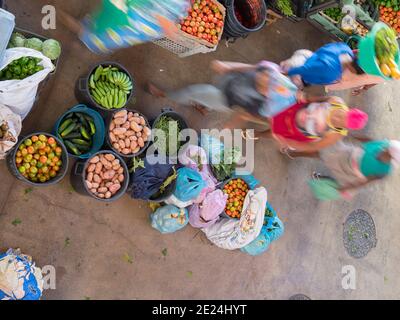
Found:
<box><xmin>1</xmin><ymin>0</ymin><xmax>400</xmax><ymax>300</ymax></box>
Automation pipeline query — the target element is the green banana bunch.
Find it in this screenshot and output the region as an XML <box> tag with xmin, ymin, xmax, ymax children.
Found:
<box><xmin>88</xmin><ymin>65</ymin><xmax>133</xmax><ymax>109</ymax></box>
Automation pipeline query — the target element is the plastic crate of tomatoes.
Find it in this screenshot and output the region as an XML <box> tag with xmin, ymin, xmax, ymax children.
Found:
<box><xmin>178</xmin><ymin>0</ymin><xmax>226</xmax><ymax>47</ymax></box>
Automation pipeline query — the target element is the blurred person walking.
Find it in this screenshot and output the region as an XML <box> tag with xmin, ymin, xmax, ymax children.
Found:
<box><xmin>59</xmin><ymin>0</ymin><xmax>190</xmax><ymax>54</ymax></box>
<box><xmin>268</xmin><ymin>95</ymin><xmax>368</xmax><ymax>156</ymax></box>
<box><xmin>148</xmin><ymin>59</ymin><xmax>301</xmax><ymax>139</ymax></box>
<box><xmin>303</xmin><ymin>139</ymin><xmax>400</xmax><ymax>200</ymax></box>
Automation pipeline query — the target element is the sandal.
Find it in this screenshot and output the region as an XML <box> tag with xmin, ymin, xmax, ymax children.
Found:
<box><xmin>241</xmin><ymin>130</ymin><xmax>259</xmax><ymax>141</ymax></box>
<box><xmin>280</xmin><ymin>147</ymin><xmax>294</xmax><ymax>159</ymax></box>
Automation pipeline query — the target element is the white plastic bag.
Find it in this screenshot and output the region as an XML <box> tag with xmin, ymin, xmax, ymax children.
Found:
<box><xmin>0</xmin><ymin>104</ymin><xmax>21</xmax><ymax>159</ymax></box>
<box><xmin>0</xmin><ymin>48</ymin><xmax>54</xmax><ymax>119</ymax></box>
<box><xmin>164</xmin><ymin>194</ymin><xmax>193</xmax><ymax>208</ymax></box>
<box><xmin>202</xmin><ymin>187</ymin><xmax>267</xmax><ymax>250</ymax></box>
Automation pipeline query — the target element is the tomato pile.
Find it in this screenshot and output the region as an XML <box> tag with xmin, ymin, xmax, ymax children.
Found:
<box><xmin>223</xmin><ymin>178</ymin><xmax>249</xmax><ymax>219</ymax></box>
<box><xmin>380</xmin><ymin>5</ymin><xmax>400</xmax><ymax>33</ymax></box>
<box><xmin>179</xmin><ymin>0</ymin><xmax>224</xmax><ymax>45</ymax></box>
<box><xmin>15</xmin><ymin>134</ymin><xmax>64</xmax><ymax>183</ymax></box>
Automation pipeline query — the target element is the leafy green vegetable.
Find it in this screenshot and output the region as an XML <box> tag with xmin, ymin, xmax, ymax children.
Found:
<box><xmin>129</xmin><ymin>157</ymin><xmax>145</xmax><ymax>173</ymax></box>
<box><xmin>10</xmin><ymin>32</ymin><xmax>26</xmax><ymax>47</ymax></box>
<box><xmin>42</xmin><ymin>39</ymin><xmax>61</xmax><ymax>60</ymax></box>
<box><xmin>211</xmin><ymin>147</ymin><xmax>241</xmax><ymax>181</ymax></box>
<box><xmin>24</xmin><ymin>37</ymin><xmax>43</xmax><ymax>51</ymax></box>
<box><xmin>159</xmin><ymin>167</ymin><xmax>177</xmax><ymax>194</ymax></box>
<box><xmin>153</xmin><ymin>116</ymin><xmax>181</xmax><ymax>156</ymax></box>
<box><xmin>0</xmin><ymin>56</ymin><xmax>43</xmax><ymax>81</ymax></box>
<box><xmin>275</xmin><ymin>0</ymin><xmax>294</xmax><ymax>16</ymax></box>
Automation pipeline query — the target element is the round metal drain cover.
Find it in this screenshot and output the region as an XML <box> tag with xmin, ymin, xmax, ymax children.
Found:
<box><xmin>343</xmin><ymin>209</ymin><xmax>377</xmax><ymax>259</ymax></box>
<box><xmin>289</xmin><ymin>294</ymin><xmax>311</xmax><ymax>300</ymax></box>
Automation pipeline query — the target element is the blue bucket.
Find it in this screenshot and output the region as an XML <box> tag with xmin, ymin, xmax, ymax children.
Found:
<box><xmin>53</xmin><ymin>104</ymin><xmax>105</xmax><ymax>159</ymax></box>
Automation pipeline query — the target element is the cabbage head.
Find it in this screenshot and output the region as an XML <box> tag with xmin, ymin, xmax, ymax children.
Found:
<box><xmin>10</xmin><ymin>32</ymin><xmax>26</xmax><ymax>47</ymax></box>
<box><xmin>42</xmin><ymin>39</ymin><xmax>61</xmax><ymax>60</ymax></box>
<box><xmin>24</xmin><ymin>38</ymin><xmax>43</xmax><ymax>51</ymax></box>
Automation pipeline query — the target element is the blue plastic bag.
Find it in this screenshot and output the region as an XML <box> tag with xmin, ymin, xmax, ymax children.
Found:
<box><xmin>240</xmin><ymin>232</ymin><xmax>271</xmax><ymax>256</ymax></box>
<box><xmin>150</xmin><ymin>205</ymin><xmax>189</xmax><ymax>234</ymax></box>
<box><xmin>0</xmin><ymin>249</ymin><xmax>43</xmax><ymax>300</ymax></box>
<box><xmin>174</xmin><ymin>167</ymin><xmax>207</xmax><ymax>202</ymax></box>
<box><xmin>200</xmin><ymin>133</ymin><xmax>224</xmax><ymax>164</ymax></box>
<box><xmin>241</xmin><ymin>204</ymin><xmax>284</xmax><ymax>256</ymax></box>
<box><xmin>266</xmin><ymin>216</ymin><xmax>284</xmax><ymax>242</ymax></box>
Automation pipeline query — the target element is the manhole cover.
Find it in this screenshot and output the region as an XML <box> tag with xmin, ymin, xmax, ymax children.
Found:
<box><xmin>289</xmin><ymin>294</ymin><xmax>311</xmax><ymax>300</ymax></box>
<box><xmin>343</xmin><ymin>209</ymin><xmax>377</xmax><ymax>259</ymax></box>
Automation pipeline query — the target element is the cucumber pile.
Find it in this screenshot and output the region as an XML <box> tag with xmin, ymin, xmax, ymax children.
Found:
<box><xmin>89</xmin><ymin>65</ymin><xmax>133</xmax><ymax>109</ymax></box>
<box><xmin>58</xmin><ymin>112</ymin><xmax>96</xmax><ymax>156</ymax></box>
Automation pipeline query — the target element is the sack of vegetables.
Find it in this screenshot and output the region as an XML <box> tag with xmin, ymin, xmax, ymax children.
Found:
<box><xmin>7</xmin><ymin>132</ymin><xmax>68</xmax><ymax>186</ymax></box>
<box><xmin>358</xmin><ymin>22</ymin><xmax>400</xmax><ymax>79</ymax></box>
<box><xmin>0</xmin><ymin>48</ymin><xmax>54</xmax><ymax>119</ymax></box>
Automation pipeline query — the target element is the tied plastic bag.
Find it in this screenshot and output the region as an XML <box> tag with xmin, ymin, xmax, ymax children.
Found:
<box><xmin>241</xmin><ymin>204</ymin><xmax>284</xmax><ymax>256</ymax></box>
<box><xmin>193</xmin><ymin>170</ymin><xmax>216</xmax><ymax>204</ymax></box>
<box><xmin>174</xmin><ymin>167</ymin><xmax>207</xmax><ymax>202</ymax></box>
<box><xmin>150</xmin><ymin>205</ymin><xmax>189</xmax><ymax>234</ymax></box>
<box><xmin>164</xmin><ymin>194</ymin><xmax>193</xmax><ymax>209</ymax></box>
<box><xmin>280</xmin><ymin>49</ymin><xmax>314</xmax><ymax>74</ymax></box>
<box><xmin>308</xmin><ymin>178</ymin><xmax>341</xmax><ymax>201</ymax></box>
<box><xmin>266</xmin><ymin>216</ymin><xmax>284</xmax><ymax>242</ymax></box>
<box><xmin>0</xmin><ymin>48</ymin><xmax>54</xmax><ymax>119</ymax></box>
<box><xmin>189</xmin><ymin>189</ymin><xmax>228</xmax><ymax>228</ymax></box>
<box><xmin>178</xmin><ymin>144</ymin><xmax>208</xmax><ymax>171</ymax></box>
<box><xmin>200</xmin><ymin>133</ymin><xmax>224</xmax><ymax>165</ymax></box>
<box><xmin>0</xmin><ymin>104</ymin><xmax>21</xmax><ymax>159</ymax></box>
<box><xmin>0</xmin><ymin>248</ymin><xmax>43</xmax><ymax>300</ymax></box>
<box><xmin>203</xmin><ymin>187</ymin><xmax>268</xmax><ymax>250</ymax></box>
<box><xmin>240</xmin><ymin>232</ymin><xmax>271</xmax><ymax>256</ymax></box>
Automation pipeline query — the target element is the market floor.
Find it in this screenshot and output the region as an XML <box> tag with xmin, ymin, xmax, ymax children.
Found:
<box><xmin>1</xmin><ymin>0</ymin><xmax>400</xmax><ymax>300</ymax></box>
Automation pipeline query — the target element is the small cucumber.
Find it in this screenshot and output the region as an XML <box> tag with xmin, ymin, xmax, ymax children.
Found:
<box><xmin>80</xmin><ymin>126</ymin><xmax>91</xmax><ymax>140</ymax></box>
<box><xmin>64</xmin><ymin>140</ymin><xmax>81</xmax><ymax>156</ymax></box>
<box><xmin>60</xmin><ymin>122</ymin><xmax>76</xmax><ymax>137</ymax></box>
<box><xmin>88</xmin><ymin>120</ymin><xmax>96</xmax><ymax>135</ymax></box>
<box><xmin>71</xmin><ymin>139</ymin><xmax>91</xmax><ymax>146</ymax></box>
<box><xmin>58</xmin><ymin>118</ymin><xmax>73</xmax><ymax>134</ymax></box>
<box><xmin>62</xmin><ymin>132</ymin><xmax>82</xmax><ymax>140</ymax></box>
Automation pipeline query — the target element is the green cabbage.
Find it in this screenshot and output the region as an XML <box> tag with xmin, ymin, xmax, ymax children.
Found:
<box><xmin>42</xmin><ymin>39</ymin><xmax>61</xmax><ymax>60</ymax></box>
<box><xmin>10</xmin><ymin>32</ymin><xmax>26</xmax><ymax>47</ymax></box>
<box><xmin>24</xmin><ymin>38</ymin><xmax>43</xmax><ymax>51</ymax></box>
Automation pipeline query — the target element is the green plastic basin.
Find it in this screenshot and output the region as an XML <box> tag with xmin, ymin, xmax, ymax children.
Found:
<box><xmin>358</xmin><ymin>22</ymin><xmax>400</xmax><ymax>80</ymax></box>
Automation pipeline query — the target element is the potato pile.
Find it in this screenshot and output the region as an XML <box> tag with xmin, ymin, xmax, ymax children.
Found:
<box><xmin>109</xmin><ymin>110</ymin><xmax>151</xmax><ymax>155</ymax></box>
<box><xmin>85</xmin><ymin>153</ymin><xmax>125</xmax><ymax>199</ymax></box>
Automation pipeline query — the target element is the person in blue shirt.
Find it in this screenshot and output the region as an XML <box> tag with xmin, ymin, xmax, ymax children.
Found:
<box><xmin>281</xmin><ymin>42</ymin><xmax>384</xmax><ymax>95</ymax></box>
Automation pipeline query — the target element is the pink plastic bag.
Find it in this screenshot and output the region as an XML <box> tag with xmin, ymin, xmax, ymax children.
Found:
<box><xmin>179</xmin><ymin>145</ymin><xmax>217</xmax><ymax>185</ymax></box>
<box><xmin>189</xmin><ymin>190</ymin><xmax>228</xmax><ymax>228</ymax></box>
<box><xmin>193</xmin><ymin>171</ymin><xmax>216</xmax><ymax>204</ymax></box>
